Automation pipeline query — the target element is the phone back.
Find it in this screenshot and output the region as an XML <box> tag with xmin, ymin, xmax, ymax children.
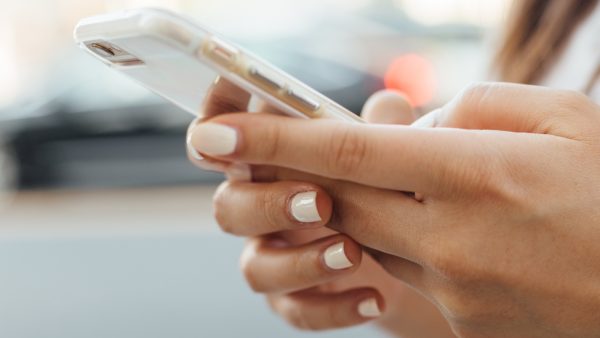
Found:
<box><xmin>75</xmin><ymin>9</ymin><xmax>220</xmax><ymax>115</ymax></box>
<box><xmin>74</xmin><ymin>8</ymin><xmax>363</xmax><ymax>122</ymax></box>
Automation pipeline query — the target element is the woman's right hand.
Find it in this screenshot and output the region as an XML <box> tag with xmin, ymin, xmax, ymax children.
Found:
<box><xmin>189</xmin><ymin>78</ymin><xmax>454</xmax><ymax>337</ymax></box>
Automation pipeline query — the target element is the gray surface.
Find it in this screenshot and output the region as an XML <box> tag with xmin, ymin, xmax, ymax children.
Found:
<box><xmin>0</xmin><ymin>233</ymin><xmax>388</xmax><ymax>338</ymax></box>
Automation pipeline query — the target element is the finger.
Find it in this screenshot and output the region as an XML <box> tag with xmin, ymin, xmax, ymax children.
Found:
<box><xmin>434</xmin><ymin>82</ymin><xmax>592</xmax><ymax>136</ymax></box>
<box><xmin>213</xmin><ymin>180</ymin><xmax>332</xmax><ymax>236</ymax></box>
<box><xmin>189</xmin><ymin>112</ymin><xmax>494</xmax><ymax>195</ymax></box>
<box><xmin>241</xmin><ymin>234</ymin><xmax>361</xmax><ymax>293</ymax></box>
<box><xmin>361</xmin><ymin>90</ymin><xmax>416</xmax><ymax>125</ymax></box>
<box><xmin>411</xmin><ymin>108</ymin><xmax>441</xmax><ymax>128</ymax></box>
<box><xmin>186</xmin><ymin>135</ymin><xmax>250</xmax><ymax>181</ymax></box>
<box><xmin>361</xmin><ymin>90</ymin><xmax>424</xmax><ymax>199</ymax></box>
<box><xmin>188</xmin><ymin>78</ymin><xmax>287</xmax><ymax>172</ymax></box>
<box><xmin>251</xmin><ymin>166</ymin><xmax>428</xmax><ymax>260</ymax></box>
<box><xmin>200</xmin><ymin>77</ymin><xmax>251</xmax><ymax>118</ymax></box>
<box><xmin>253</xmin><ymin>98</ymin><xmax>286</xmax><ymax>115</ymax></box>
<box><xmin>187</xmin><ymin>77</ymin><xmax>250</xmax><ymax>167</ymax></box>
<box><xmin>268</xmin><ymin>288</ymin><xmax>384</xmax><ymax>330</ymax></box>
<box><xmin>366</xmin><ymin>249</ymin><xmax>426</xmax><ymax>291</ymax></box>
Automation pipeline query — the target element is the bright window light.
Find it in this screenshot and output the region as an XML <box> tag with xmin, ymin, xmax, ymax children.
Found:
<box><xmin>186</xmin><ymin>0</ymin><xmax>371</xmax><ymax>40</ymax></box>
<box><xmin>0</xmin><ymin>20</ymin><xmax>19</xmax><ymax>106</ymax></box>
<box><xmin>396</xmin><ymin>0</ymin><xmax>510</xmax><ymax>27</ymax></box>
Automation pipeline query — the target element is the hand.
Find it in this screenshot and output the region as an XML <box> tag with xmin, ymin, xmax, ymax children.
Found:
<box><xmin>188</xmin><ymin>79</ymin><xmax>454</xmax><ymax>336</ymax></box>
<box><xmin>189</xmin><ymin>82</ymin><xmax>600</xmax><ymax>337</ymax></box>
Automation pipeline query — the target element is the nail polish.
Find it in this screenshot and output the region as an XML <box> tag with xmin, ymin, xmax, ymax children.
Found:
<box><xmin>191</xmin><ymin>123</ymin><xmax>237</xmax><ymax>156</ymax></box>
<box><xmin>186</xmin><ymin>134</ymin><xmax>204</xmax><ymax>161</ymax></box>
<box><xmin>290</xmin><ymin>191</ymin><xmax>321</xmax><ymax>223</ymax></box>
<box><xmin>324</xmin><ymin>242</ymin><xmax>353</xmax><ymax>270</ymax></box>
<box><xmin>358</xmin><ymin>298</ymin><xmax>381</xmax><ymax>318</ymax></box>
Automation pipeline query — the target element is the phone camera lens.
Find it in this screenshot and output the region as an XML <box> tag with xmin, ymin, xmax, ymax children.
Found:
<box><xmin>90</xmin><ymin>43</ymin><xmax>116</xmax><ymax>57</ymax></box>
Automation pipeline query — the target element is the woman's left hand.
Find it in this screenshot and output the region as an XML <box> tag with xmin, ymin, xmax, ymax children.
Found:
<box><xmin>189</xmin><ymin>82</ymin><xmax>600</xmax><ymax>337</ymax></box>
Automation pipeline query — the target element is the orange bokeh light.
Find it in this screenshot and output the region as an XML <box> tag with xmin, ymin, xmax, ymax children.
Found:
<box><xmin>384</xmin><ymin>53</ymin><xmax>436</xmax><ymax>107</ymax></box>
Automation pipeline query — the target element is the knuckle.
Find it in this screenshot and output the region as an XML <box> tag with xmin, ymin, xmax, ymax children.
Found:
<box><xmin>212</xmin><ymin>207</ymin><xmax>232</xmax><ymax>233</ymax></box>
<box><xmin>444</xmin><ymin>82</ymin><xmax>494</xmax><ymax>127</ymax></box>
<box><xmin>553</xmin><ymin>89</ymin><xmax>595</xmax><ymax>121</ymax></box>
<box><xmin>424</xmin><ymin>237</ymin><xmax>495</xmax><ymax>292</ymax></box>
<box><xmin>210</xmin><ymin>92</ymin><xmax>242</xmax><ymax>113</ymax></box>
<box><xmin>258</xmin><ymin>188</ymin><xmax>285</xmax><ymax>231</ymax></box>
<box><xmin>212</xmin><ymin>184</ymin><xmax>235</xmax><ymax>234</ymax></box>
<box><xmin>240</xmin><ymin>264</ymin><xmax>261</xmax><ymax>293</ymax></box>
<box><xmin>433</xmin><ymin>287</ymin><xmax>480</xmax><ymax>326</ymax></box>
<box><xmin>290</xmin><ymin>249</ymin><xmax>315</xmax><ymax>284</ymax></box>
<box><xmin>495</xmin><ymin>154</ymin><xmax>548</xmax><ymax>216</ymax></box>
<box><xmin>325</xmin><ymin>125</ymin><xmax>368</xmax><ymax>177</ymax></box>
<box><xmin>424</xmin><ymin>240</ymin><xmax>473</xmax><ymax>283</ymax></box>
<box><xmin>214</xmin><ymin>212</ymin><xmax>234</xmax><ymax>234</ymax></box>
<box><xmin>555</xmin><ymin>89</ymin><xmax>589</xmax><ymax>108</ymax></box>
<box><xmin>473</xmin><ymin>152</ymin><xmax>512</xmax><ymax>197</ymax></box>
<box><xmin>456</xmin><ymin>82</ymin><xmax>493</xmax><ymax>109</ymax></box>
<box><xmin>242</xmin><ymin>269</ymin><xmax>263</xmax><ymax>293</ymax></box>
<box><xmin>433</xmin><ymin>283</ymin><xmax>501</xmax><ymax>330</ymax></box>
<box><xmin>437</xmin><ymin>138</ymin><xmax>504</xmax><ymax>197</ymax></box>
<box><xmin>260</xmin><ymin>121</ymin><xmax>284</xmax><ymax>163</ymax></box>
<box><xmin>213</xmin><ymin>209</ymin><xmax>236</xmax><ymax>235</ymax></box>
<box><xmin>239</xmin><ymin>243</ymin><xmax>263</xmax><ymax>293</ymax></box>
<box><xmin>280</xmin><ymin>300</ymin><xmax>312</xmax><ymax>330</ymax></box>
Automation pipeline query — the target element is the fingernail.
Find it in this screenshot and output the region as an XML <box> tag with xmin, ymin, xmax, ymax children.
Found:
<box><xmin>358</xmin><ymin>298</ymin><xmax>381</xmax><ymax>318</ymax></box>
<box><xmin>324</xmin><ymin>242</ymin><xmax>353</xmax><ymax>270</ymax></box>
<box><xmin>191</xmin><ymin>123</ymin><xmax>237</xmax><ymax>156</ymax></box>
<box><xmin>226</xmin><ymin>163</ymin><xmax>252</xmax><ymax>182</ymax></box>
<box><xmin>290</xmin><ymin>191</ymin><xmax>321</xmax><ymax>223</ymax></box>
<box><xmin>197</xmin><ymin>161</ymin><xmax>229</xmax><ymax>172</ymax></box>
<box><xmin>187</xmin><ymin>134</ymin><xmax>204</xmax><ymax>161</ymax></box>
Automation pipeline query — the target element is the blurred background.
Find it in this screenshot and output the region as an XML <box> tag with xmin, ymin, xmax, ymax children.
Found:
<box><xmin>0</xmin><ymin>0</ymin><xmax>510</xmax><ymax>337</ymax></box>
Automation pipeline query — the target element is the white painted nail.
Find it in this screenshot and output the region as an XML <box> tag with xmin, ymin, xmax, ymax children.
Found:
<box><xmin>324</xmin><ymin>242</ymin><xmax>353</xmax><ymax>270</ymax></box>
<box><xmin>186</xmin><ymin>134</ymin><xmax>204</xmax><ymax>161</ymax></box>
<box><xmin>191</xmin><ymin>123</ymin><xmax>237</xmax><ymax>156</ymax></box>
<box><xmin>358</xmin><ymin>298</ymin><xmax>381</xmax><ymax>318</ymax></box>
<box><xmin>290</xmin><ymin>191</ymin><xmax>321</xmax><ymax>223</ymax></box>
<box><xmin>226</xmin><ymin>163</ymin><xmax>252</xmax><ymax>182</ymax></box>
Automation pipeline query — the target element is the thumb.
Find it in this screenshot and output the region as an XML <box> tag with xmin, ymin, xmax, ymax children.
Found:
<box><xmin>361</xmin><ymin>90</ymin><xmax>416</xmax><ymax>125</ymax></box>
<box><xmin>431</xmin><ymin>83</ymin><xmax>591</xmax><ymax>137</ymax></box>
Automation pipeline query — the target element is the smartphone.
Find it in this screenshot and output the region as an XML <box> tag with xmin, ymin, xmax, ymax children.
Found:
<box><xmin>73</xmin><ymin>8</ymin><xmax>363</xmax><ymax>123</ymax></box>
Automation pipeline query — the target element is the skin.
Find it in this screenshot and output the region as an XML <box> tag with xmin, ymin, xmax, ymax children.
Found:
<box><xmin>189</xmin><ymin>79</ymin><xmax>455</xmax><ymax>336</ymax></box>
<box><xmin>188</xmin><ymin>80</ymin><xmax>600</xmax><ymax>337</ymax></box>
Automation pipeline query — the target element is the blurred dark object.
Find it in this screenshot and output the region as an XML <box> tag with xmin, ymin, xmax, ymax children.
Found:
<box><xmin>0</xmin><ymin>4</ymin><xmax>487</xmax><ymax>191</ymax></box>
<box><xmin>0</xmin><ymin>46</ymin><xmax>381</xmax><ymax>190</ymax></box>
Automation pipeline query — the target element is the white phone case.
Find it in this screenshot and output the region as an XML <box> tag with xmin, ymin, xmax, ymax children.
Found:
<box><xmin>74</xmin><ymin>8</ymin><xmax>363</xmax><ymax>123</ymax></box>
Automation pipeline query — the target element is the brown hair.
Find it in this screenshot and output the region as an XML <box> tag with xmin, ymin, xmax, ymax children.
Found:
<box><xmin>494</xmin><ymin>0</ymin><xmax>598</xmax><ymax>85</ymax></box>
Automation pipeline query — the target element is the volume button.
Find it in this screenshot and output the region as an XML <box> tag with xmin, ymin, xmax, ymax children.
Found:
<box><xmin>248</xmin><ymin>66</ymin><xmax>285</xmax><ymax>91</ymax></box>
<box><xmin>285</xmin><ymin>89</ymin><xmax>321</xmax><ymax>112</ymax></box>
<box><xmin>203</xmin><ymin>37</ymin><xmax>239</xmax><ymax>68</ymax></box>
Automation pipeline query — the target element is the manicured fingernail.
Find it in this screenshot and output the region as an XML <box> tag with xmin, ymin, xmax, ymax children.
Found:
<box><xmin>226</xmin><ymin>163</ymin><xmax>252</xmax><ymax>182</ymax></box>
<box><xmin>290</xmin><ymin>191</ymin><xmax>321</xmax><ymax>223</ymax></box>
<box><xmin>194</xmin><ymin>159</ymin><xmax>229</xmax><ymax>172</ymax></box>
<box><xmin>358</xmin><ymin>298</ymin><xmax>381</xmax><ymax>318</ymax></box>
<box><xmin>324</xmin><ymin>242</ymin><xmax>353</xmax><ymax>270</ymax></box>
<box><xmin>191</xmin><ymin>123</ymin><xmax>237</xmax><ymax>156</ymax></box>
<box><xmin>187</xmin><ymin>134</ymin><xmax>204</xmax><ymax>161</ymax></box>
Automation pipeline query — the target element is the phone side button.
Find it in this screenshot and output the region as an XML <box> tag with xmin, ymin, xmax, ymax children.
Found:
<box><xmin>203</xmin><ymin>37</ymin><xmax>239</xmax><ymax>68</ymax></box>
<box><xmin>285</xmin><ymin>89</ymin><xmax>321</xmax><ymax>113</ymax></box>
<box><xmin>248</xmin><ymin>67</ymin><xmax>284</xmax><ymax>91</ymax></box>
